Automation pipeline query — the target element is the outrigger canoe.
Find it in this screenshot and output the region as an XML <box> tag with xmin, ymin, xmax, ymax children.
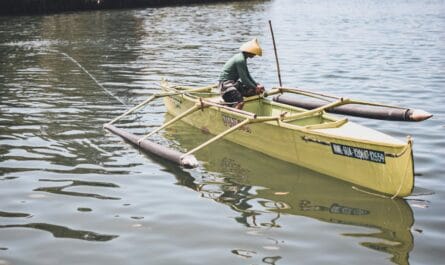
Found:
<box><xmin>104</xmin><ymin>80</ymin><xmax>432</xmax><ymax>198</ymax></box>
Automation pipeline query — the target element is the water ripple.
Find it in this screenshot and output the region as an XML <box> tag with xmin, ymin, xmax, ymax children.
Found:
<box><xmin>0</xmin><ymin>1</ymin><xmax>443</xmax><ymax>264</ymax></box>
<box><xmin>34</xmin><ymin>179</ymin><xmax>120</xmax><ymax>200</ymax></box>
<box><xmin>0</xmin><ymin>211</ymin><xmax>32</xmax><ymax>218</ymax></box>
<box><xmin>0</xmin><ymin>223</ymin><xmax>118</xmax><ymax>241</ymax></box>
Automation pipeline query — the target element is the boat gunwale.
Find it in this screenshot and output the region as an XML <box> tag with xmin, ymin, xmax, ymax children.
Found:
<box><xmin>167</xmin><ymin>94</ymin><xmax>409</xmax><ymax>150</ymax></box>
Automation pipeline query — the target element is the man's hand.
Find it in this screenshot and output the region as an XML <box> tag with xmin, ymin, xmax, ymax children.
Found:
<box><xmin>255</xmin><ymin>84</ymin><xmax>265</xmax><ymax>94</ymax></box>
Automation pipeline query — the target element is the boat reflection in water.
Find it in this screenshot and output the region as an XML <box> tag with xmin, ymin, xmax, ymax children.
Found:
<box><xmin>158</xmin><ymin>114</ymin><xmax>414</xmax><ymax>264</ymax></box>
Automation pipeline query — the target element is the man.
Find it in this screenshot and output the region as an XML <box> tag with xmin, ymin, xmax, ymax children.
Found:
<box><xmin>218</xmin><ymin>38</ymin><xmax>265</xmax><ymax>109</ymax></box>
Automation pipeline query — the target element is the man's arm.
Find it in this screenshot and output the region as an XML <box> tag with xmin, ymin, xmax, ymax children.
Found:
<box><xmin>236</xmin><ymin>60</ymin><xmax>257</xmax><ymax>89</ymax></box>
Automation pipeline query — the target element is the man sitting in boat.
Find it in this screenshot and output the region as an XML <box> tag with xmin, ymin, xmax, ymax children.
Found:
<box><xmin>218</xmin><ymin>38</ymin><xmax>265</xmax><ymax>109</ymax></box>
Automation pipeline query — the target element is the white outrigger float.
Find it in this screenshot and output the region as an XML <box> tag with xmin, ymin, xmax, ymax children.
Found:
<box><xmin>104</xmin><ymin>80</ymin><xmax>432</xmax><ymax>198</ymax></box>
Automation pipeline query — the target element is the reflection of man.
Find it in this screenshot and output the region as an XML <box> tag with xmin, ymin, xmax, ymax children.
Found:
<box><xmin>218</xmin><ymin>38</ymin><xmax>265</xmax><ymax>109</ymax></box>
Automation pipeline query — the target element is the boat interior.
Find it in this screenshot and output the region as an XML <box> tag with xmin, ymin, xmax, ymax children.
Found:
<box><xmin>189</xmin><ymin>90</ymin><xmax>340</xmax><ymax>127</ymax></box>
<box><xmin>164</xmin><ymin>83</ymin><xmax>404</xmax><ymax>144</ymax></box>
<box><xmin>243</xmin><ymin>98</ymin><xmax>337</xmax><ymax>127</ymax></box>
<box><xmin>170</xmin><ymin>84</ymin><xmax>341</xmax><ymax>128</ymax></box>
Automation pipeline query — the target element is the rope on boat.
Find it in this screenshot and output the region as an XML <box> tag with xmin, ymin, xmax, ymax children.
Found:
<box><xmin>352</xmin><ymin>186</ymin><xmax>390</xmax><ymax>199</ymax></box>
<box><xmin>385</xmin><ymin>141</ymin><xmax>412</xmax><ymax>158</ymax></box>
<box><xmin>301</xmin><ymin>136</ymin><xmax>330</xmax><ymax>146</ymax></box>
<box><xmin>352</xmin><ymin>137</ymin><xmax>413</xmax><ymax>199</ymax></box>
<box><xmin>352</xmin><ymin>149</ymin><xmax>412</xmax><ymax>199</ymax></box>
<box><xmin>391</xmin><ymin>137</ymin><xmax>413</xmax><ymax>199</ymax></box>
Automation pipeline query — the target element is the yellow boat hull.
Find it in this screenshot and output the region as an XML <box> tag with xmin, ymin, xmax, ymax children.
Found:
<box><xmin>162</xmin><ymin>84</ymin><xmax>414</xmax><ymax>197</ymax></box>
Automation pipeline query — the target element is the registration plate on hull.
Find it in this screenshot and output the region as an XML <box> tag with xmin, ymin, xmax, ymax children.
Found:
<box><xmin>331</xmin><ymin>143</ymin><xmax>386</xmax><ymax>164</ymax></box>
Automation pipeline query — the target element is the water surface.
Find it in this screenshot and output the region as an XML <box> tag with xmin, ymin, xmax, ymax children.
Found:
<box><xmin>1</xmin><ymin>0</ymin><xmax>444</xmax><ymax>264</ymax></box>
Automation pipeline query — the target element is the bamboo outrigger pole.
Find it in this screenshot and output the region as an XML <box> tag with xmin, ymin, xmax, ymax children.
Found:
<box><xmin>269</xmin><ymin>20</ymin><xmax>282</xmax><ymax>87</ymax></box>
<box><xmin>268</xmin><ymin>87</ymin><xmax>433</xmax><ymax>122</ymax></box>
<box><xmin>103</xmin><ymin>85</ymin><xmax>215</xmax><ymax>168</ymax></box>
<box><xmin>106</xmin><ymin>94</ymin><xmax>157</xmax><ymax>126</ymax></box>
<box><xmin>104</xmin><ymin>123</ymin><xmax>199</xmax><ymax>168</ymax></box>
<box><xmin>137</xmin><ymin>104</ymin><xmax>202</xmax><ymax>144</ymax></box>
<box><xmin>105</xmin><ymin>85</ymin><xmax>215</xmax><ymax>126</ymax></box>
<box><xmin>181</xmin><ymin>116</ymin><xmax>280</xmax><ymax>159</ymax></box>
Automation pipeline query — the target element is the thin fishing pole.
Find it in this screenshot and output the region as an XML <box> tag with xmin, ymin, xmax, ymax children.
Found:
<box><xmin>269</xmin><ymin>20</ymin><xmax>282</xmax><ymax>87</ymax></box>
<box><xmin>48</xmin><ymin>49</ymin><xmax>127</xmax><ymax>107</ymax></box>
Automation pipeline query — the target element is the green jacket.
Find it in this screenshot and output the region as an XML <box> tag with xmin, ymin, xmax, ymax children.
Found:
<box><xmin>218</xmin><ymin>52</ymin><xmax>258</xmax><ymax>89</ymax></box>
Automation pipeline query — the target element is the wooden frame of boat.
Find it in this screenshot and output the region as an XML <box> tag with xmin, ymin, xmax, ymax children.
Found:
<box><xmin>104</xmin><ymin>80</ymin><xmax>420</xmax><ymax>198</ymax></box>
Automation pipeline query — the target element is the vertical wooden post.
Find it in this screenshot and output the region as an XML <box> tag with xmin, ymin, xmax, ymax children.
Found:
<box><xmin>269</xmin><ymin>20</ymin><xmax>282</xmax><ymax>87</ymax></box>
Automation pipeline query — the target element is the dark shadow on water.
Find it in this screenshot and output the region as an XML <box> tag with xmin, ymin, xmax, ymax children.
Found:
<box><xmin>0</xmin><ymin>223</ymin><xmax>117</xmax><ymax>241</ymax></box>
<box><xmin>0</xmin><ymin>211</ymin><xmax>31</xmax><ymax>218</ymax></box>
<box><xmin>33</xmin><ymin>179</ymin><xmax>121</xmax><ymax>200</ymax></box>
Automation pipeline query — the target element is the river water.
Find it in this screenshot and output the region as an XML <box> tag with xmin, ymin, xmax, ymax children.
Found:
<box><xmin>0</xmin><ymin>0</ymin><xmax>444</xmax><ymax>264</ymax></box>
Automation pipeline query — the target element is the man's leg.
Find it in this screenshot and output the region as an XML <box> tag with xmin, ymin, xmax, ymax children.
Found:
<box><xmin>236</xmin><ymin>82</ymin><xmax>256</xmax><ymax>97</ymax></box>
<box><xmin>222</xmin><ymin>90</ymin><xmax>244</xmax><ymax>109</ymax></box>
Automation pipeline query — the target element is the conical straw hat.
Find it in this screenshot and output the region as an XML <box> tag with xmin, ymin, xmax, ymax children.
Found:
<box><xmin>240</xmin><ymin>38</ymin><xmax>262</xmax><ymax>56</ymax></box>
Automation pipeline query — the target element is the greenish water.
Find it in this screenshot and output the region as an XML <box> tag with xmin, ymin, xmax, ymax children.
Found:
<box><xmin>1</xmin><ymin>0</ymin><xmax>444</xmax><ymax>264</ymax></box>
